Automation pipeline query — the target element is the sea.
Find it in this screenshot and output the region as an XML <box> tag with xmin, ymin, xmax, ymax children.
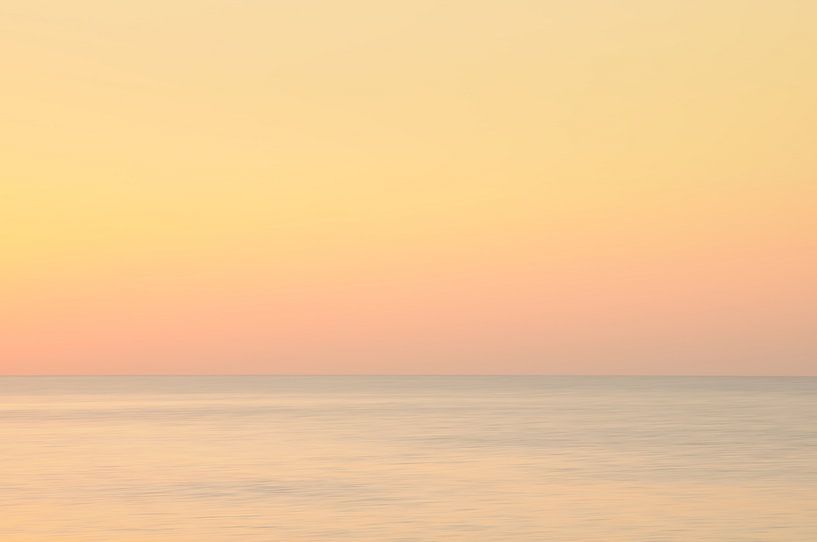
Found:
<box><xmin>1</xmin><ymin>376</ymin><xmax>815</xmax><ymax>541</ymax></box>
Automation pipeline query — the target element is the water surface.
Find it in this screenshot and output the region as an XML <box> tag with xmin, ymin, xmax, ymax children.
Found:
<box><xmin>1</xmin><ymin>376</ymin><xmax>815</xmax><ymax>541</ymax></box>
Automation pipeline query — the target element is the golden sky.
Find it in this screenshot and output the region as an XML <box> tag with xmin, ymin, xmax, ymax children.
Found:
<box><xmin>3</xmin><ymin>0</ymin><xmax>816</xmax><ymax>374</ymax></box>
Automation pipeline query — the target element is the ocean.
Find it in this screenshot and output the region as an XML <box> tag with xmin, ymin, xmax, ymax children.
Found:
<box><xmin>1</xmin><ymin>376</ymin><xmax>815</xmax><ymax>541</ymax></box>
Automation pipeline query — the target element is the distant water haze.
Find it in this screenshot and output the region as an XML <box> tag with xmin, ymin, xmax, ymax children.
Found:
<box><xmin>2</xmin><ymin>376</ymin><xmax>815</xmax><ymax>541</ymax></box>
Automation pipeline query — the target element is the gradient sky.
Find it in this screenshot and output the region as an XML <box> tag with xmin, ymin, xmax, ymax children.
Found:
<box><xmin>3</xmin><ymin>0</ymin><xmax>816</xmax><ymax>375</ymax></box>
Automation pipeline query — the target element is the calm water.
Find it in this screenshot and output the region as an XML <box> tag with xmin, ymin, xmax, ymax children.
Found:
<box><xmin>1</xmin><ymin>376</ymin><xmax>815</xmax><ymax>541</ymax></box>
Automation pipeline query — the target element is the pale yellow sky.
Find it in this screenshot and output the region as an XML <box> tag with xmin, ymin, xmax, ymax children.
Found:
<box><xmin>2</xmin><ymin>1</ymin><xmax>816</xmax><ymax>374</ymax></box>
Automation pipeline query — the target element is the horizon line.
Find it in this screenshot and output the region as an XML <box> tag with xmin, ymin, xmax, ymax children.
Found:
<box><xmin>1</xmin><ymin>373</ymin><xmax>815</xmax><ymax>378</ymax></box>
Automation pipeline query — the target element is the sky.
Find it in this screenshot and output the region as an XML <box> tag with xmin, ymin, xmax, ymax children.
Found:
<box><xmin>2</xmin><ymin>0</ymin><xmax>816</xmax><ymax>375</ymax></box>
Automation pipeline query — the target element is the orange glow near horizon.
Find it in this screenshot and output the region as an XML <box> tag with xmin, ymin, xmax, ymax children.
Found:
<box><xmin>3</xmin><ymin>1</ymin><xmax>816</xmax><ymax>375</ymax></box>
